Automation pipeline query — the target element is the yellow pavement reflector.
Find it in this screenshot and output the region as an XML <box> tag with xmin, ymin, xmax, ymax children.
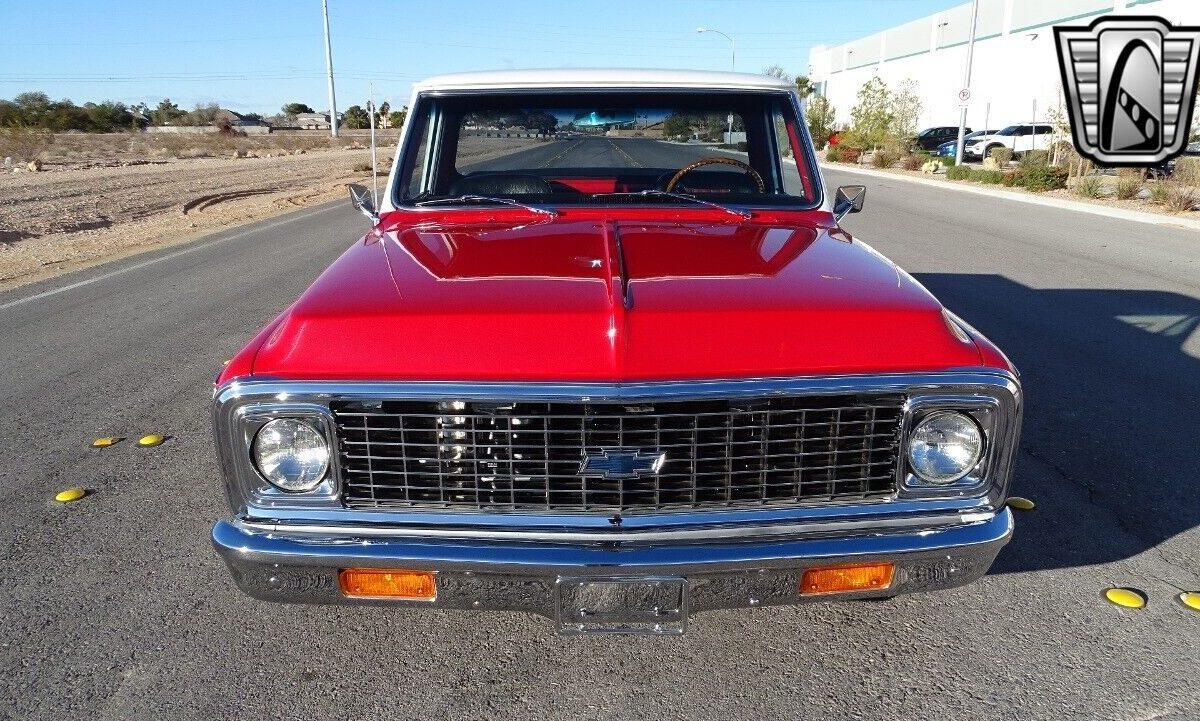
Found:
<box><xmin>137</xmin><ymin>434</ymin><xmax>166</xmax><ymax>447</ymax></box>
<box><xmin>90</xmin><ymin>437</ymin><xmax>121</xmax><ymax>448</ymax></box>
<box><xmin>1104</xmin><ymin>587</ymin><xmax>1147</xmax><ymax>609</ymax></box>
<box><xmin>1179</xmin><ymin>592</ymin><xmax>1200</xmax><ymax>612</ymax></box>
<box><xmin>55</xmin><ymin>488</ymin><xmax>86</xmax><ymax>503</ymax></box>
<box><xmin>1007</xmin><ymin>496</ymin><xmax>1036</xmax><ymax>511</ymax></box>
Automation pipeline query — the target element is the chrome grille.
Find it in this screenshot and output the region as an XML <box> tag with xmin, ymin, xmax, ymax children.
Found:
<box><xmin>331</xmin><ymin>394</ymin><xmax>904</xmax><ymax>513</ymax></box>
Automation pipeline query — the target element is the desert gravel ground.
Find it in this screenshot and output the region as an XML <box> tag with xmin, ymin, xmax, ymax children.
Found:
<box><xmin>0</xmin><ymin>134</ymin><xmax>542</xmax><ymax>290</ymax></box>
<box><xmin>0</xmin><ymin>149</ymin><xmax>374</xmax><ymax>290</ymax></box>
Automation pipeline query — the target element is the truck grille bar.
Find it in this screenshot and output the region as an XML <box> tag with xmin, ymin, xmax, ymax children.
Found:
<box><xmin>331</xmin><ymin>394</ymin><xmax>904</xmax><ymax>513</ymax></box>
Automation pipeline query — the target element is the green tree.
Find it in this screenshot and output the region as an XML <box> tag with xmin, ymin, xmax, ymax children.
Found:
<box><xmin>0</xmin><ymin>99</ymin><xmax>19</xmax><ymax>126</ymax></box>
<box><xmin>848</xmin><ymin>77</ymin><xmax>893</xmax><ymax>149</ymax></box>
<box><xmin>794</xmin><ymin>76</ymin><xmax>815</xmax><ymax>99</ymax></box>
<box><xmin>805</xmin><ymin>95</ymin><xmax>837</xmax><ymax>149</ymax></box>
<box><xmin>281</xmin><ymin>102</ymin><xmax>314</xmax><ymax>116</ymax></box>
<box><xmin>376</xmin><ymin>101</ymin><xmax>390</xmax><ymax>127</ymax></box>
<box><xmin>40</xmin><ymin>100</ymin><xmax>89</xmax><ymax>131</ymax></box>
<box><xmin>179</xmin><ymin>102</ymin><xmax>220</xmax><ymax>127</ymax></box>
<box><xmin>151</xmin><ymin>98</ymin><xmax>186</xmax><ymax>126</ymax></box>
<box><xmin>83</xmin><ymin>101</ymin><xmax>133</xmax><ymax>132</ymax></box>
<box><xmin>342</xmin><ymin>105</ymin><xmax>370</xmax><ymax>129</ymax></box>
<box><xmin>889</xmin><ymin>79</ymin><xmax>922</xmax><ymax>139</ymax></box>
<box><xmin>388</xmin><ymin>106</ymin><xmax>408</xmax><ymax>129</ymax></box>
<box><xmin>523</xmin><ymin>110</ymin><xmax>558</xmax><ymax>133</ymax></box>
<box><xmin>13</xmin><ymin>91</ymin><xmax>52</xmax><ymax>124</ymax></box>
<box><xmin>662</xmin><ymin>112</ymin><xmax>693</xmax><ymax>140</ymax></box>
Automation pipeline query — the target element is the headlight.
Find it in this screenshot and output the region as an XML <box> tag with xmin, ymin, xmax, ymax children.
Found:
<box><xmin>907</xmin><ymin>411</ymin><xmax>984</xmax><ymax>485</ymax></box>
<box><xmin>252</xmin><ymin>418</ymin><xmax>330</xmax><ymax>492</ymax></box>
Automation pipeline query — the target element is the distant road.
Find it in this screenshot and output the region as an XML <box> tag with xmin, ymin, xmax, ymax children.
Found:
<box><xmin>466</xmin><ymin>135</ymin><xmax>732</xmax><ymax>171</ymax></box>
<box><xmin>467</xmin><ymin>135</ymin><xmax>807</xmax><ymax>194</ymax></box>
<box><xmin>0</xmin><ymin>160</ymin><xmax>1197</xmax><ymax>719</ymax></box>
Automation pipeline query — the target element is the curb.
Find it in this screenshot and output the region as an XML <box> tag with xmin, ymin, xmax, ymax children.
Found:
<box><xmin>820</xmin><ymin>162</ymin><xmax>1200</xmax><ymax>232</ymax></box>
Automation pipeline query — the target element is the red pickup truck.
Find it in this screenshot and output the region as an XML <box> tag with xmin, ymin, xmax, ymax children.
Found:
<box><xmin>211</xmin><ymin>69</ymin><xmax>1021</xmax><ymax>635</ymax></box>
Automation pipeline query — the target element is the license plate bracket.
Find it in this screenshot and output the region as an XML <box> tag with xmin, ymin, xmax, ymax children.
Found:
<box><xmin>555</xmin><ymin>576</ymin><xmax>688</xmax><ymax>636</ymax></box>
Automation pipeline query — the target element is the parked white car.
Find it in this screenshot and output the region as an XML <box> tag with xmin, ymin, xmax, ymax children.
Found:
<box><xmin>965</xmin><ymin>123</ymin><xmax>1056</xmax><ymax>161</ymax></box>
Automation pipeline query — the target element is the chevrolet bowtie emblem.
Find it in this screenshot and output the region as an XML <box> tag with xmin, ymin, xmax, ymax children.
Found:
<box><xmin>1055</xmin><ymin>15</ymin><xmax>1200</xmax><ymax>166</ymax></box>
<box><xmin>578</xmin><ymin>448</ymin><xmax>666</xmax><ymax>479</ymax></box>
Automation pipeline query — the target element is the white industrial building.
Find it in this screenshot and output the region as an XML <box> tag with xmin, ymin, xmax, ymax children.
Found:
<box><xmin>808</xmin><ymin>0</ymin><xmax>1200</xmax><ymax>134</ymax></box>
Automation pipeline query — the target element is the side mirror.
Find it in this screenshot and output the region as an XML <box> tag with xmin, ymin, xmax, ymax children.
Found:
<box><xmin>833</xmin><ymin>185</ymin><xmax>866</xmax><ymax>222</ymax></box>
<box><xmin>347</xmin><ymin>183</ymin><xmax>379</xmax><ymax>224</ymax></box>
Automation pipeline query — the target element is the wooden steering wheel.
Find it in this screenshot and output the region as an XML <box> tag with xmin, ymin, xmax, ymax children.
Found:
<box><xmin>665</xmin><ymin>156</ymin><xmax>765</xmax><ymax>193</ymax></box>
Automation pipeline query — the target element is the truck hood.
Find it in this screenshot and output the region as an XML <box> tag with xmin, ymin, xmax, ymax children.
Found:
<box><xmin>248</xmin><ymin>213</ymin><xmax>983</xmax><ymax>381</ymax></box>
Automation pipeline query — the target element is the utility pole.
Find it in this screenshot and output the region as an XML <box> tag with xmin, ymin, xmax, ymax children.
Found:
<box><xmin>322</xmin><ymin>0</ymin><xmax>339</xmax><ymax>138</ymax></box>
<box><xmin>953</xmin><ymin>0</ymin><xmax>980</xmax><ymax>165</ymax></box>
<box><xmin>368</xmin><ymin>84</ymin><xmax>379</xmax><ymax>209</ymax></box>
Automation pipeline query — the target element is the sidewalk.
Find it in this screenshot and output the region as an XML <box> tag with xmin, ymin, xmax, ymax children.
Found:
<box><xmin>820</xmin><ymin>162</ymin><xmax>1200</xmax><ymax>232</ymax></box>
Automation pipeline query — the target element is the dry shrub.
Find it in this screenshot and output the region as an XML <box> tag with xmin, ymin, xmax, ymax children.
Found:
<box><xmin>1115</xmin><ymin>176</ymin><xmax>1142</xmax><ymax>200</ymax></box>
<box><xmin>871</xmin><ymin>150</ymin><xmax>899</xmax><ymax>168</ymax></box>
<box><xmin>1019</xmin><ymin>149</ymin><xmax>1050</xmax><ymax>168</ymax></box>
<box><xmin>1165</xmin><ymin>183</ymin><xmax>1196</xmax><ymax>212</ymax></box>
<box><xmin>1149</xmin><ymin>181</ymin><xmax>1170</xmax><ymax>204</ymax></box>
<box><xmin>1172</xmin><ymin>157</ymin><xmax>1200</xmax><ymax>186</ymax></box>
<box><xmin>1048</xmin><ymin>140</ymin><xmax>1075</xmax><ymax>167</ymax></box>
<box><xmin>901</xmin><ymin>154</ymin><xmax>925</xmax><ymax>171</ymax></box>
<box><xmin>1074</xmin><ymin>175</ymin><xmax>1103</xmax><ymax>198</ymax></box>
<box><xmin>988</xmin><ymin>146</ymin><xmax>1013</xmax><ymax>165</ymax></box>
<box><xmin>0</xmin><ymin>127</ymin><xmax>54</xmax><ymax>163</ymax></box>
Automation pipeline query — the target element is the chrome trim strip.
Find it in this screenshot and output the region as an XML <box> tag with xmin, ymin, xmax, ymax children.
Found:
<box><xmin>212</xmin><ymin>508</ymin><xmax>1014</xmax><ymax>577</ymax></box>
<box><xmin>216</xmin><ymin>369</ymin><xmax>1018</xmax><ymax>403</ymax></box>
<box><xmin>233</xmin><ymin>509</ymin><xmax>994</xmax><ymax>544</ymax></box>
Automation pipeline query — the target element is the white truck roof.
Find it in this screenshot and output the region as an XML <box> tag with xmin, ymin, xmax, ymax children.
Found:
<box><xmin>413</xmin><ymin>68</ymin><xmax>795</xmax><ymax>92</ymax></box>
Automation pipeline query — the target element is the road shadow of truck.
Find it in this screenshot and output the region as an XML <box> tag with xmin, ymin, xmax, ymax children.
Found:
<box><xmin>913</xmin><ymin>273</ymin><xmax>1200</xmax><ymax>575</ymax></box>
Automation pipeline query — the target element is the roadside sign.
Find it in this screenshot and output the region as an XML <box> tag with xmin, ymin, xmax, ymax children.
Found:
<box><xmin>957</xmin><ymin>87</ymin><xmax>972</xmax><ymax>107</ymax></box>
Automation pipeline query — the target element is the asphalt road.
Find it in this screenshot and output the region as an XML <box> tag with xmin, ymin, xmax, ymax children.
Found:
<box><xmin>1</xmin><ymin>146</ymin><xmax>1198</xmax><ymax>720</ymax></box>
<box><xmin>466</xmin><ymin>135</ymin><xmax>806</xmax><ymax>194</ymax></box>
<box><xmin>467</xmin><ymin>135</ymin><xmax>739</xmax><ymax>170</ymax></box>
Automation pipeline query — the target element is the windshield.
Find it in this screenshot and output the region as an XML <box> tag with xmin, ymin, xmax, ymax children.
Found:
<box><xmin>395</xmin><ymin>90</ymin><xmax>819</xmax><ymax>209</ymax></box>
<box><xmin>996</xmin><ymin>126</ymin><xmax>1020</xmax><ymax>136</ymax></box>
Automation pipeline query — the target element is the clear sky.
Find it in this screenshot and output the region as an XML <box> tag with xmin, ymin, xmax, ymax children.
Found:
<box><xmin>0</xmin><ymin>0</ymin><xmax>956</xmax><ymax>115</ymax></box>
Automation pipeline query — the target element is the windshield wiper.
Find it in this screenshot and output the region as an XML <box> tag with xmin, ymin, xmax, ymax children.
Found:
<box><xmin>415</xmin><ymin>194</ymin><xmax>558</xmax><ymax>218</ymax></box>
<box><xmin>591</xmin><ymin>190</ymin><xmax>751</xmax><ymax>221</ymax></box>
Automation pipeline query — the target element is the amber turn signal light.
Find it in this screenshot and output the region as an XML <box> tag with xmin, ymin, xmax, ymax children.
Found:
<box><xmin>338</xmin><ymin>568</ymin><xmax>437</xmax><ymax>600</ymax></box>
<box><xmin>800</xmin><ymin>562</ymin><xmax>895</xmax><ymax>595</ymax></box>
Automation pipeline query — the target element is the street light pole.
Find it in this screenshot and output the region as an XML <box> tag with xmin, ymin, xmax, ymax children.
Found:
<box><xmin>697</xmin><ymin>28</ymin><xmax>736</xmax><ymax>142</ymax></box>
<box><xmin>696</xmin><ymin>27</ymin><xmax>735</xmax><ymax>71</ymax></box>
<box><xmin>322</xmin><ymin>0</ymin><xmax>339</xmax><ymax>138</ymax></box>
<box><xmin>953</xmin><ymin>0</ymin><xmax>980</xmax><ymax>165</ymax></box>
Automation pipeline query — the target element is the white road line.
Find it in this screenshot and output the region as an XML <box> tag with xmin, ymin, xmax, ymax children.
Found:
<box><xmin>0</xmin><ymin>203</ymin><xmax>343</xmax><ymax>312</ymax></box>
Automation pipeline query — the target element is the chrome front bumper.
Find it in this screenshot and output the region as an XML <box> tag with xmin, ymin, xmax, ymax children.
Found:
<box><xmin>212</xmin><ymin>509</ymin><xmax>1013</xmax><ymax>628</ymax></box>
